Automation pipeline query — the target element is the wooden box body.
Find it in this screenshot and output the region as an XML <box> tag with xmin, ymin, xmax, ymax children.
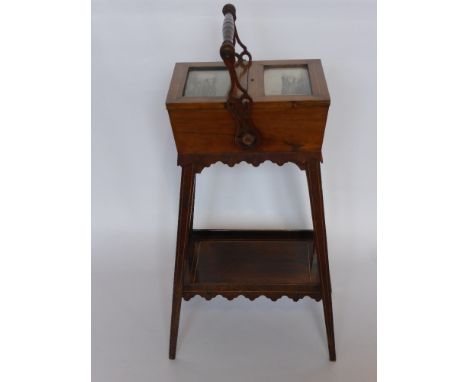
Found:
<box><xmin>166</xmin><ymin>59</ymin><xmax>330</xmax><ymax>155</ymax></box>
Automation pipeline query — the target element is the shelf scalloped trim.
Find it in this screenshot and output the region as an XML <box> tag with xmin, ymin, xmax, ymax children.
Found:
<box><xmin>183</xmin><ymin>292</ymin><xmax>322</xmax><ymax>302</ymax></box>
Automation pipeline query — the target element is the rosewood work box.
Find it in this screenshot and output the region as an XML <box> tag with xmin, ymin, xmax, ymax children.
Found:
<box><xmin>166</xmin><ymin>59</ymin><xmax>330</xmax><ymax>155</ymax></box>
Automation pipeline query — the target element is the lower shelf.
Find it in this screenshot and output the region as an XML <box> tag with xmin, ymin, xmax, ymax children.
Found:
<box><xmin>183</xmin><ymin>230</ymin><xmax>321</xmax><ymax>301</ymax></box>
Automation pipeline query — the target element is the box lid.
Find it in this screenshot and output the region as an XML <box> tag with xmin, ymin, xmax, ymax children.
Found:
<box><xmin>166</xmin><ymin>59</ymin><xmax>330</xmax><ymax>111</ymax></box>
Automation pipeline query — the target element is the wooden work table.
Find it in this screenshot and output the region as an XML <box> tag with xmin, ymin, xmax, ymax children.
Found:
<box><xmin>166</xmin><ymin>3</ymin><xmax>336</xmax><ymax>362</ymax></box>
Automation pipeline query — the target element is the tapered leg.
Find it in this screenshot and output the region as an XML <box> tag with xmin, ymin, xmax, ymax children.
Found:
<box><xmin>187</xmin><ymin>173</ymin><xmax>197</xmax><ymax>270</ymax></box>
<box><xmin>306</xmin><ymin>160</ymin><xmax>336</xmax><ymax>361</ymax></box>
<box><xmin>169</xmin><ymin>164</ymin><xmax>196</xmax><ymax>359</ymax></box>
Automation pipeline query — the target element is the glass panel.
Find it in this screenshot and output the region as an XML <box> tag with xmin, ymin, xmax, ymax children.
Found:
<box><xmin>264</xmin><ymin>66</ymin><xmax>312</xmax><ymax>96</ymax></box>
<box><xmin>183</xmin><ymin>68</ymin><xmax>230</xmax><ymax>97</ymax></box>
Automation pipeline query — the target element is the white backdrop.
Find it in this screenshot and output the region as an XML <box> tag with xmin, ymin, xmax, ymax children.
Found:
<box><xmin>92</xmin><ymin>1</ymin><xmax>376</xmax><ymax>381</ymax></box>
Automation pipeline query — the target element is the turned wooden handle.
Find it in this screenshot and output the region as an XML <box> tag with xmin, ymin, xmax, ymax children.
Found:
<box><xmin>220</xmin><ymin>4</ymin><xmax>236</xmax><ymax>62</ymax></box>
<box><xmin>222</xmin><ymin>4</ymin><xmax>236</xmax><ymax>42</ymax></box>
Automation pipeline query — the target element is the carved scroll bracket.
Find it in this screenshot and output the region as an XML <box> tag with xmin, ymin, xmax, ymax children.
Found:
<box><xmin>220</xmin><ymin>4</ymin><xmax>260</xmax><ymax>150</ymax></box>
